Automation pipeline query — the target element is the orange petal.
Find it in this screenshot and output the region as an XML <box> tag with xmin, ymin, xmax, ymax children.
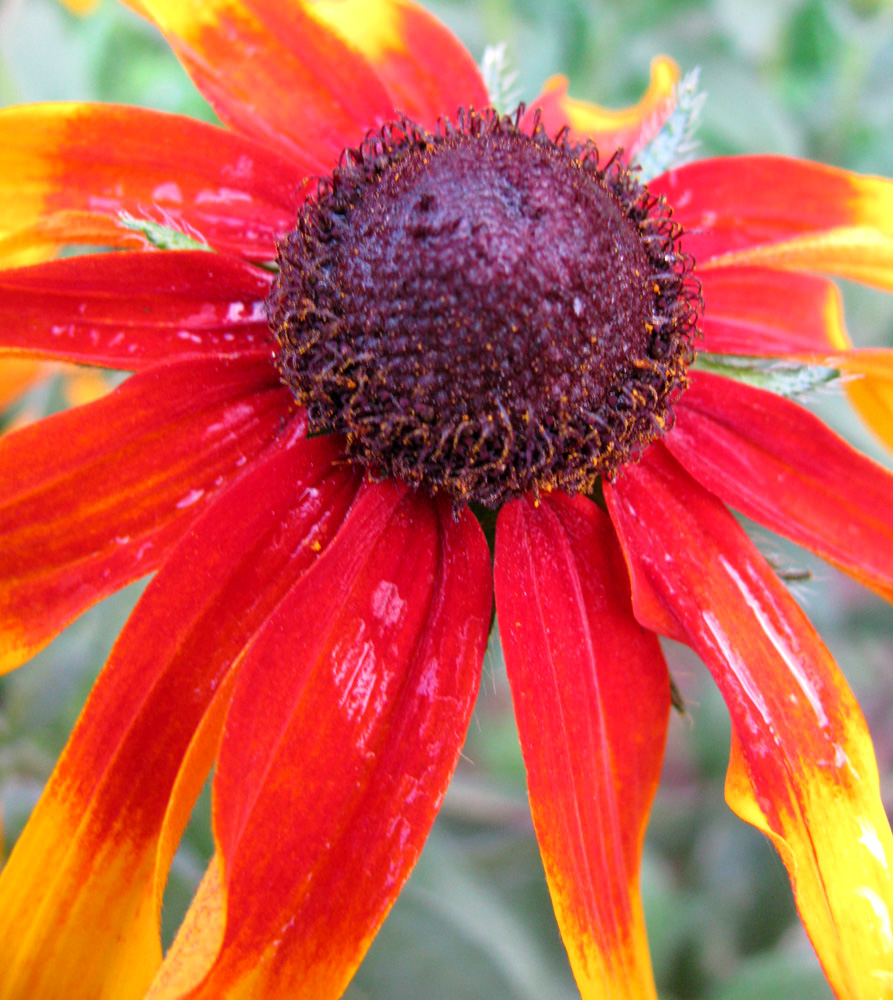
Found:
<box><xmin>714</xmin><ymin>228</ymin><xmax>893</xmax><ymax>290</ymax></box>
<box><xmin>0</xmin><ymin>433</ymin><xmax>361</xmax><ymax>1000</ymax></box>
<box><xmin>304</xmin><ymin>0</ymin><xmax>488</xmax><ymax>127</ymax></box>
<box><xmin>798</xmin><ymin>298</ymin><xmax>893</xmax><ymax>457</ymax></box>
<box><xmin>149</xmin><ymin>483</ymin><xmax>492</xmax><ymax>999</ymax></box>
<box><xmin>841</xmin><ymin>353</ymin><xmax>893</xmax><ymax>454</ymax></box>
<box><xmin>0</xmin><ymin>359</ymin><xmax>43</xmax><ymax>409</ymax></box>
<box><xmin>495</xmin><ymin>493</ymin><xmax>668</xmax><ymax>1000</ymax></box>
<box><xmin>0</xmin><ymin>103</ymin><xmax>302</xmax><ymax>265</ymax></box>
<box><xmin>655</xmin><ymin>155</ymin><xmax>893</xmax><ymax>290</ymax></box>
<box><xmin>0</xmin><ymin>356</ymin><xmax>292</xmax><ymax>673</ymax></box>
<box><xmin>699</xmin><ymin>265</ymin><xmax>849</xmax><ymax>355</ymax></box>
<box><xmin>697</xmin><ymin>265</ymin><xmax>893</xmax><ymax>458</ymax></box>
<box><xmin>0</xmin><ymin>251</ymin><xmax>272</xmax><ymax>369</ymax></box>
<box><xmin>806</xmin><ymin>349</ymin><xmax>893</xmax><ymax>456</ymax></box>
<box><xmin>122</xmin><ymin>0</ymin><xmax>396</xmax><ymax>167</ymax></box>
<box><xmin>148</xmin><ymin>858</ymin><xmax>227</xmax><ymax>1000</ymax></box>
<box><xmin>668</xmin><ymin>371</ymin><xmax>893</xmax><ymax>603</ymax></box>
<box><xmin>524</xmin><ymin>57</ymin><xmax>679</xmax><ymax>159</ymax></box>
<box><xmin>607</xmin><ymin>445</ymin><xmax>893</xmax><ymax>1000</ymax></box>
<box><xmin>0</xmin><ymin>211</ymin><xmax>146</xmax><ymax>269</ymax></box>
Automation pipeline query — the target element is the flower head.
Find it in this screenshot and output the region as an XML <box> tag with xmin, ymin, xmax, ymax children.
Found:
<box><xmin>270</xmin><ymin>107</ymin><xmax>699</xmax><ymax>505</ymax></box>
<box><xmin>1</xmin><ymin>2</ymin><xmax>893</xmax><ymax>999</ymax></box>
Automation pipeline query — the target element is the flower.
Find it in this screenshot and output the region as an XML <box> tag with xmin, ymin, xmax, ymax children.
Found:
<box><xmin>1</xmin><ymin>1</ymin><xmax>893</xmax><ymax>998</ymax></box>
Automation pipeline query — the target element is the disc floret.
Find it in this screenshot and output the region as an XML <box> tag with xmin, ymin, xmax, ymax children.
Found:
<box><xmin>268</xmin><ymin>107</ymin><xmax>700</xmax><ymax>507</ymax></box>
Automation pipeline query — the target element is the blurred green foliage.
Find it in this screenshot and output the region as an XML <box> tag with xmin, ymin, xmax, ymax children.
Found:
<box><xmin>1</xmin><ymin>1</ymin><xmax>892</xmax><ymax>997</ymax></box>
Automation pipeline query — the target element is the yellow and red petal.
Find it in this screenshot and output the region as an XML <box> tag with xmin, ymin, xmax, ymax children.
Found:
<box><xmin>790</xmin><ymin>296</ymin><xmax>893</xmax><ymax>457</ymax></box>
<box><xmin>148</xmin><ymin>482</ymin><xmax>492</xmax><ymax>999</ymax></box>
<box><xmin>827</xmin><ymin>350</ymin><xmax>893</xmax><ymax>454</ymax></box>
<box><xmin>696</xmin><ymin>265</ymin><xmax>893</xmax><ymax>457</ymax></box>
<box><xmin>0</xmin><ymin>212</ymin><xmax>147</xmax><ymax>270</ymax></box>
<box><xmin>711</xmin><ymin>229</ymin><xmax>893</xmax><ymax>291</ymax></box>
<box><xmin>655</xmin><ymin>156</ymin><xmax>893</xmax><ymax>290</ymax></box>
<box><xmin>699</xmin><ymin>265</ymin><xmax>848</xmax><ymax>355</ymax></box>
<box><xmin>0</xmin><ymin>103</ymin><xmax>301</xmax><ymax>265</ymax></box>
<box><xmin>123</xmin><ymin>0</ymin><xmax>397</xmax><ymax>168</ymax></box>
<box><xmin>0</xmin><ymin>251</ymin><xmax>272</xmax><ymax>369</ymax></box>
<box><xmin>494</xmin><ymin>494</ymin><xmax>668</xmax><ymax>1000</ymax></box>
<box><xmin>784</xmin><ymin>283</ymin><xmax>893</xmax><ymax>458</ymax></box>
<box><xmin>606</xmin><ymin>445</ymin><xmax>893</xmax><ymax>1000</ymax></box>
<box><xmin>667</xmin><ymin>372</ymin><xmax>893</xmax><ymax>602</ymax></box>
<box><xmin>524</xmin><ymin>57</ymin><xmax>679</xmax><ymax>160</ymax></box>
<box><xmin>0</xmin><ymin>355</ymin><xmax>294</xmax><ymax>674</ymax></box>
<box><xmin>148</xmin><ymin>859</ymin><xmax>227</xmax><ymax>1000</ymax></box>
<box><xmin>0</xmin><ymin>433</ymin><xmax>361</xmax><ymax>1000</ymax></box>
<box><xmin>303</xmin><ymin>0</ymin><xmax>488</xmax><ymax>128</ymax></box>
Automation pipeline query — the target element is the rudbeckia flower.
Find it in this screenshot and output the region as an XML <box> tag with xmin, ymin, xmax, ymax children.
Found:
<box><xmin>1</xmin><ymin>2</ymin><xmax>893</xmax><ymax>998</ymax></box>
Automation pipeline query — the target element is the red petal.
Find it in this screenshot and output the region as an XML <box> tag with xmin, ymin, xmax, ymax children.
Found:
<box><xmin>696</xmin><ymin>265</ymin><xmax>893</xmax><ymax>458</ymax></box>
<box><xmin>699</xmin><ymin>266</ymin><xmax>848</xmax><ymax>355</ymax></box>
<box><xmin>153</xmin><ymin>483</ymin><xmax>492</xmax><ymax>998</ymax></box>
<box><xmin>667</xmin><ymin>372</ymin><xmax>893</xmax><ymax>602</ymax></box>
<box><xmin>0</xmin><ymin>434</ymin><xmax>361</xmax><ymax>1000</ymax></box>
<box><xmin>124</xmin><ymin>0</ymin><xmax>396</xmax><ymax>168</ymax></box>
<box><xmin>0</xmin><ymin>103</ymin><xmax>301</xmax><ymax>263</ymax></box>
<box><xmin>495</xmin><ymin>494</ymin><xmax>668</xmax><ymax>999</ymax></box>
<box><xmin>303</xmin><ymin>0</ymin><xmax>488</xmax><ymax>128</ymax></box>
<box><xmin>606</xmin><ymin>445</ymin><xmax>893</xmax><ymax>1000</ymax></box>
<box><xmin>0</xmin><ymin>252</ymin><xmax>272</xmax><ymax>369</ymax></box>
<box><xmin>524</xmin><ymin>57</ymin><xmax>679</xmax><ymax>159</ymax></box>
<box><xmin>0</xmin><ymin>355</ymin><xmax>295</xmax><ymax>673</ymax></box>
<box><xmin>655</xmin><ymin>156</ymin><xmax>893</xmax><ymax>288</ymax></box>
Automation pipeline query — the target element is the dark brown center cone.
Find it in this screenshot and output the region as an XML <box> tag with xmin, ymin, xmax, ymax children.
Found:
<box><xmin>268</xmin><ymin>109</ymin><xmax>700</xmax><ymax>507</ymax></box>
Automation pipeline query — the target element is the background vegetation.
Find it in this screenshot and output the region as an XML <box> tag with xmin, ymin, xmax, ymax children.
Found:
<box><xmin>1</xmin><ymin>0</ymin><xmax>892</xmax><ymax>997</ymax></box>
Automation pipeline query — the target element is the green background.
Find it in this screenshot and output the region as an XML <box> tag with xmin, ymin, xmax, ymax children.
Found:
<box><xmin>1</xmin><ymin>1</ymin><xmax>893</xmax><ymax>997</ymax></box>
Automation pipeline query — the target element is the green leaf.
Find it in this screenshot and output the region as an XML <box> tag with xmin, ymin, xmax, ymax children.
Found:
<box><xmin>118</xmin><ymin>212</ymin><xmax>212</xmax><ymax>252</ymax></box>
<box><xmin>692</xmin><ymin>352</ymin><xmax>841</xmax><ymax>398</ymax></box>
<box><xmin>635</xmin><ymin>68</ymin><xmax>706</xmax><ymax>181</ymax></box>
<box><xmin>481</xmin><ymin>42</ymin><xmax>522</xmax><ymax>114</ymax></box>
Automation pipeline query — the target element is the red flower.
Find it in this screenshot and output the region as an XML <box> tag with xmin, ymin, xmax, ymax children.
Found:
<box><xmin>1</xmin><ymin>2</ymin><xmax>893</xmax><ymax>998</ymax></box>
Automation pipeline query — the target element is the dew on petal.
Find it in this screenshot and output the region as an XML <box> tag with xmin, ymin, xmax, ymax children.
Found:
<box><xmin>152</xmin><ymin>181</ymin><xmax>183</xmax><ymax>203</ymax></box>
<box><xmin>720</xmin><ymin>555</ymin><xmax>830</xmax><ymax>728</ymax></box>
<box><xmin>702</xmin><ymin>608</ymin><xmax>773</xmax><ymax>726</ymax></box>
<box><xmin>859</xmin><ymin>818</ymin><xmax>891</xmax><ymax>870</ymax></box>
<box><xmin>175</xmin><ymin>488</ymin><xmax>205</xmax><ymax>509</ymax></box>
<box><xmin>854</xmin><ymin>887</ymin><xmax>893</xmax><ymax>950</ymax></box>
<box><xmin>195</xmin><ymin>187</ymin><xmax>253</xmax><ymax>205</ymax></box>
<box><xmin>371</xmin><ymin>580</ymin><xmax>406</xmax><ymax>627</ymax></box>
